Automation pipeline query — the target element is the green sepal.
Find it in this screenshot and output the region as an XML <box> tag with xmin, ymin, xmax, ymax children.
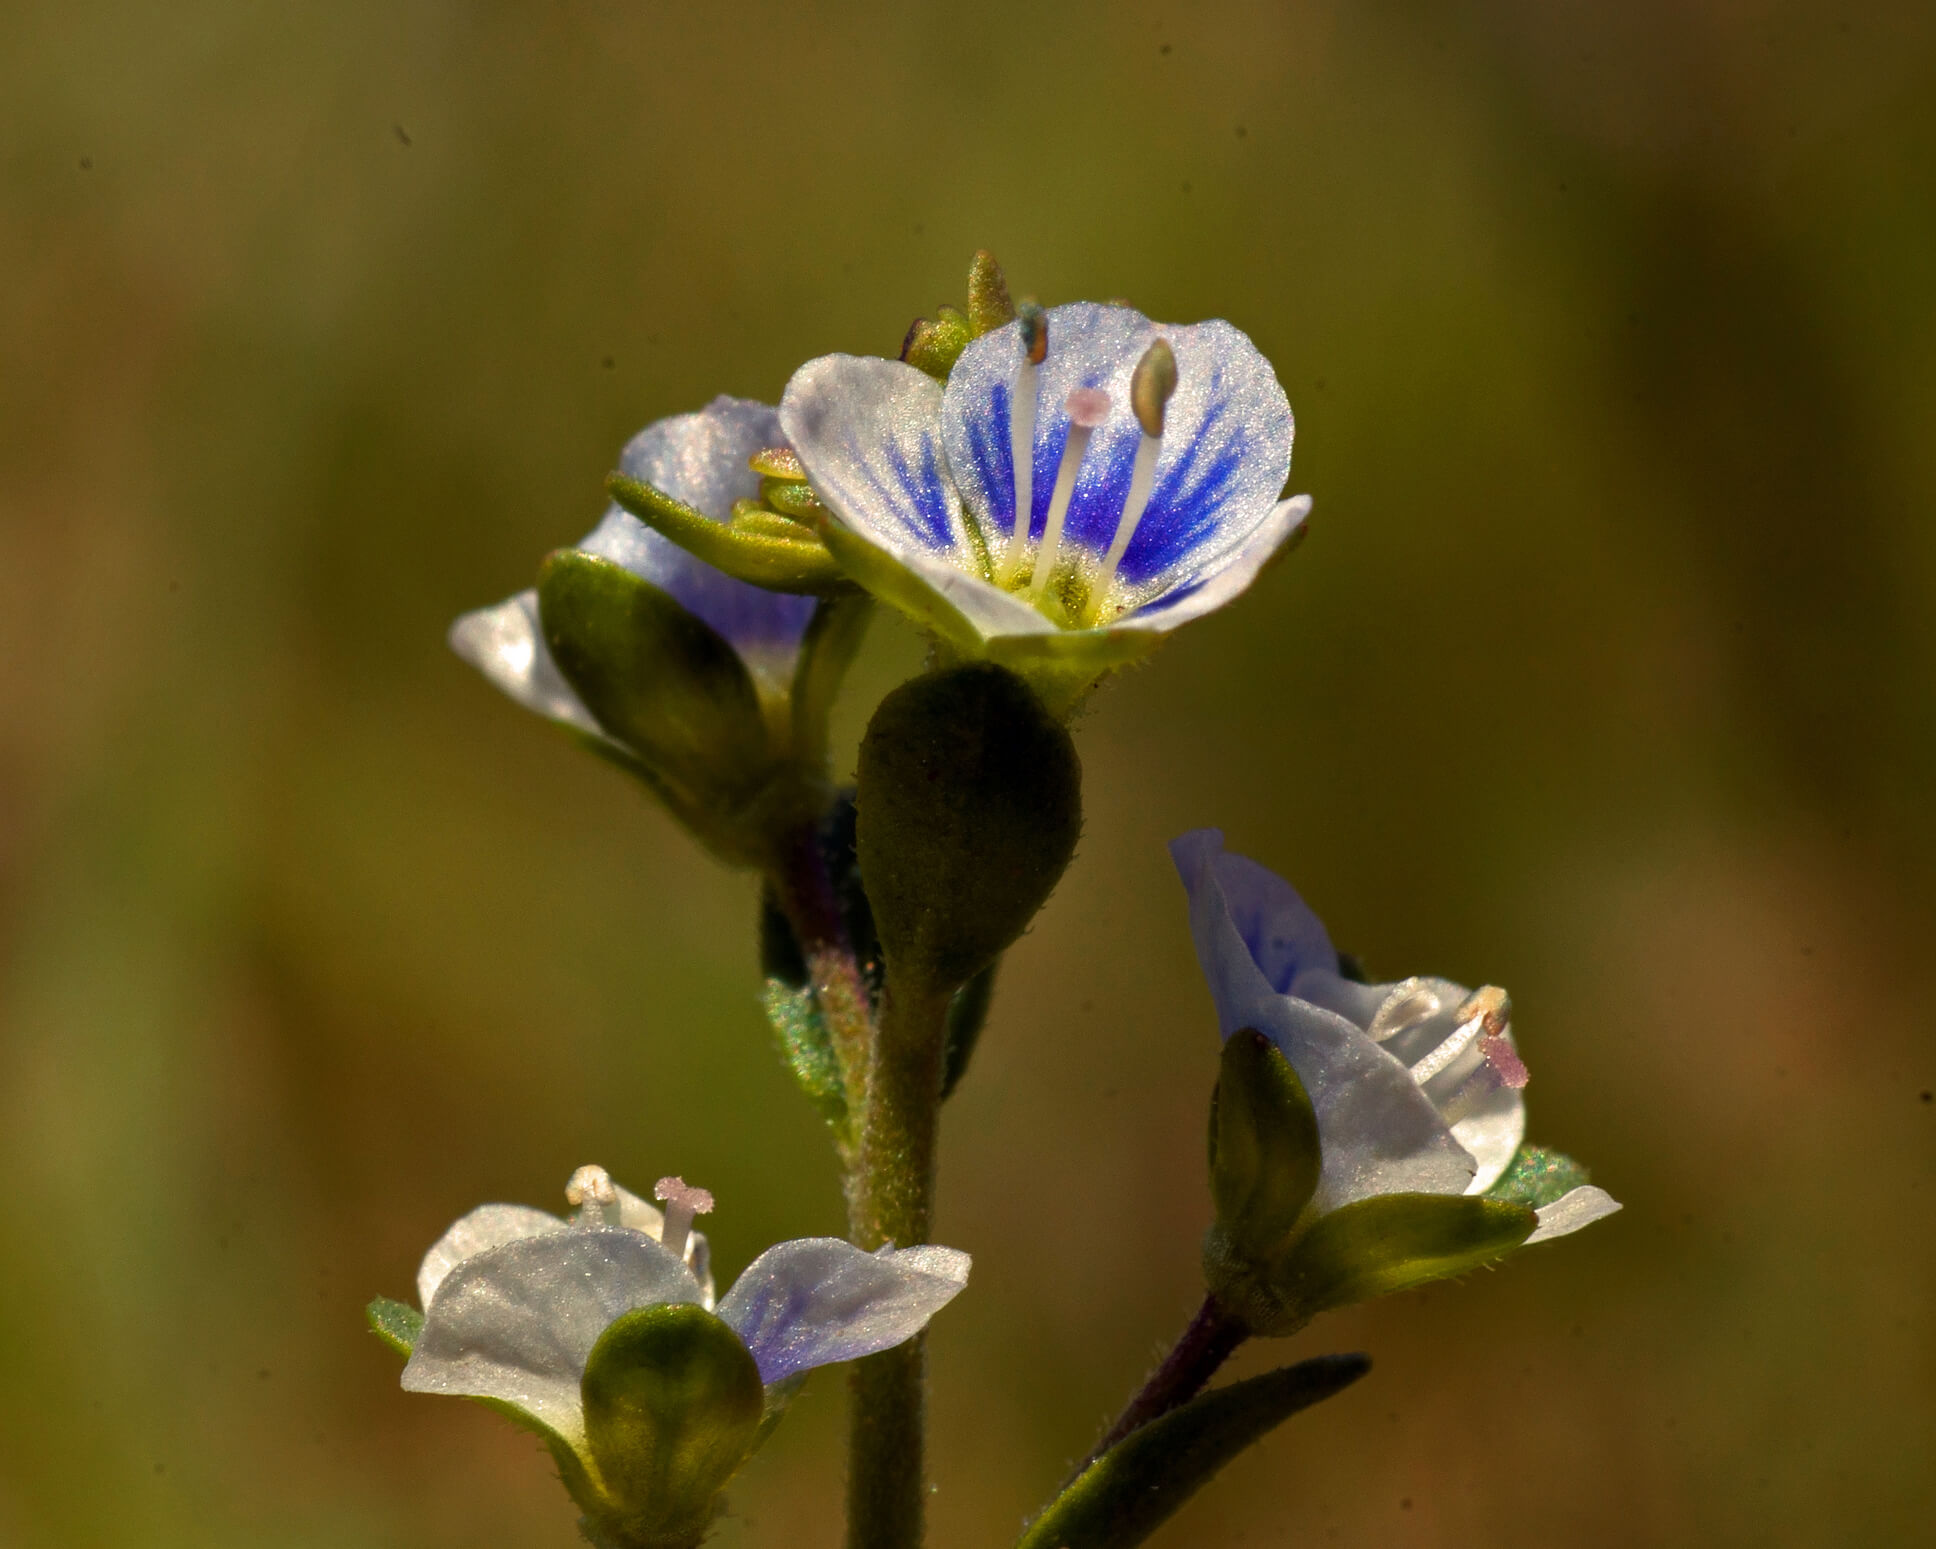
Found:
<box><xmin>1487</xmin><ymin>1144</ymin><xmax>1592</xmax><ymax>1209</ymax></box>
<box><xmin>762</xmin><ymin>977</ymin><xmax>846</xmax><ymax>1129</ymax></box>
<box><xmin>579</xmin><ymin>1304</ymin><xmax>765</xmax><ymax>1547</ymax></box>
<box><xmin>761</xmin><ymin>479</ymin><xmax>824</xmax><ymax>522</ymax></box>
<box><xmin>857</xmin><ymin>664</ymin><xmax>1081</xmax><ymax>995</ymax></box>
<box><xmin>750</xmin><ymin>1371</ymin><xmax>807</xmax><ymax>1457</ymax></box>
<box><xmin>1015</xmin><ymin>1354</ymin><xmax>1371</xmax><ymax>1549</ymax></box>
<box><xmin>938</xmin><ymin>960</ymin><xmax>998</xmax><ymax>1100</ymax></box>
<box><xmin>982</xmin><ymin>622</ymin><xmax>1165</xmax><ymax>720</ymax></box>
<box><xmin>607</xmin><ymin>472</ymin><xmax>848</xmax><ymax>594</ymax></box>
<box><xmin>365</xmin><ymin>1296</ymin><xmax>422</xmax><ymax>1358</ymax></box>
<box><xmin>1270</xmin><ymin>1193</ymin><xmax>1538</xmax><ymax>1319</ymax></box>
<box><xmin>1208</xmin><ymin>1031</ymin><xmax>1321</xmax><ymax>1264</ymax></box>
<box><xmin>967</xmin><ymin>250</ymin><xmax>1017</xmax><ymax>336</ymax></box>
<box><xmin>900</xmin><ymin>305</ymin><xmax>973</xmax><ymax>379</ymax></box>
<box><xmin>537</xmin><ymin>552</ymin><xmax>770</xmax><ymax>803</ymax></box>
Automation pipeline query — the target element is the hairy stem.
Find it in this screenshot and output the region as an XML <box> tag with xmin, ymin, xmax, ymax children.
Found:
<box><xmin>1071</xmin><ymin>1295</ymin><xmax>1250</xmax><ymax>1480</ymax></box>
<box><xmin>845</xmin><ymin>975</ymin><xmax>952</xmax><ymax>1549</ymax></box>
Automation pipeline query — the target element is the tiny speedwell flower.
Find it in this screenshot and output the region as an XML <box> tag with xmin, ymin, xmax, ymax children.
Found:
<box><xmin>782</xmin><ymin>302</ymin><xmax>1309</xmax><ymax>710</ymax></box>
<box><xmin>377</xmin><ymin>1165</ymin><xmax>969</xmax><ymax>1549</ymax></box>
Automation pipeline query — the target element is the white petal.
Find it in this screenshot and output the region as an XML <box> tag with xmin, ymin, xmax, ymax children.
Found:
<box><xmin>1121</xmin><ymin>496</ymin><xmax>1311</xmax><ymax>633</ymax></box>
<box><xmin>448</xmin><ymin>592</ymin><xmax>605</xmax><ymax>739</ymax></box>
<box><xmin>402</xmin><ymin>1227</ymin><xmax>706</xmax><ymax>1449</ymax></box>
<box><xmin>1170</xmin><ymin>830</ymin><xmax>1475</xmax><ymax>1210</ymax></box>
<box><xmin>781</xmin><ymin>355</ymin><xmax>974</xmax><ymax>561</ymax></box>
<box><xmin>715</xmin><ymin>1238</ymin><xmax>971</xmax><ymax>1386</ymax></box>
<box><xmin>1452</xmin><ymin>1083</ymin><xmax>1528</xmax><ymax>1196</ymax></box>
<box><xmin>1524</xmin><ymin>1185</ymin><xmax>1622</xmax><ymax>1244</ymax></box>
<box><xmin>417</xmin><ymin>1203</ymin><xmax>568</xmax><ymax>1310</ymax></box>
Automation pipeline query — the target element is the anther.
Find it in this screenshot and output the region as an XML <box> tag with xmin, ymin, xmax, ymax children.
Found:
<box><xmin>1366</xmin><ymin>977</ymin><xmax>1441</xmax><ymax>1043</ymax></box>
<box><xmin>998</xmin><ymin>303</ymin><xmax>1050</xmax><ymax>586</ymax></box>
<box><xmin>565</xmin><ymin>1164</ymin><xmax>622</xmax><ymax>1227</ymax></box>
<box><xmin>654</xmin><ymin>1175</ymin><xmax>715</xmax><ymax>1261</ymax></box>
<box><xmin>1029</xmin><ymin>388</ymin><xmax>1112</xmax><ymax>601</ymax></box>
<box><xmin>1088</xmin><ymin>338</ymin><xmax>1178</xmax><ymax>620</ymax></box>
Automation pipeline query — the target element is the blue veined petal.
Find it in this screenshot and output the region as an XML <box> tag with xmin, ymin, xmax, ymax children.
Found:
<box><xmin>714</xmin><ymin>1238</ymin><xmax>970</xmax><ymax>1386</ymax></box>
<box><xmin>780</xmin><ymin>356</ymin><xmax>973</xmax><ymax>558</ymax></box>
<box><xmin>1170</xmin><ymin>830</ymin><xmax>1475</xmax><ymax>1211</ymax></box>
<box><xmin>592</xmin><ymin>395</ymin><xmax>819</xmax><ymax>694</ymax></box>
<box><xmin>942</xmin><ymin>303</ymin><xmax>1294</xmax><ymax>587</ymax></box>
<box><xmin>1121</xmin><ymin>496</ymin><xmax>1310</xmax><ymax>633</ymax></box>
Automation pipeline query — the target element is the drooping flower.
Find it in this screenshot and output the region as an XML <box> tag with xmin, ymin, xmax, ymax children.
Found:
<box><xmin>449</xmin><ymin>397</ymin><xmax>864</xmax><ymax>862</ymax></box>
<box><xmin>780</xmin><ymin>303</ymin><xmax>1310</xmax><ymax>712</ymax></box>
<box><xmin>370</xmin><ymin>1165</ymin><xmax>968</xmax><ymax>1549</ymax></box>
<box><xmin>1171</xmin><ymin>830</ymin><xmax>1618</xmax><ymax>1329</ymax></box>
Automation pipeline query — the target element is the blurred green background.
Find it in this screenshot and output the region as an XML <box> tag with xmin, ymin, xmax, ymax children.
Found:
<box><xmin>3</xmin><ymin>2</ymin><xmax>1932</xmax><ymax>1545</ymax></box>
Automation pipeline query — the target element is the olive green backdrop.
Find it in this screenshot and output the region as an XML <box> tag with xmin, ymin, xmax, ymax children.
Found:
<box><xmin>3</xmin><ymin>2</ymin><xmax>1932</xmax><ymax>1545</ymax></box>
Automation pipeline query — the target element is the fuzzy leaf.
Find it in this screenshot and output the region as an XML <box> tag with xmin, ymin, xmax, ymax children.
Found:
<box><xmin>366</xmin><ymin>1296</ymin><xmax>423</xmax><ymax>1358</ymax></box>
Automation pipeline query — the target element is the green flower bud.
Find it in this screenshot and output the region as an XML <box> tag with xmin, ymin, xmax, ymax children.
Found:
<box><xmin>856</xmin><ymin>664</ymin><xmax>1081</xmax><ymax>996</ymax></box>
<box><xmin>606</xmin><ymin>472</ymin><xmax>847</xmax><ymax>594</ymax></box>
<box><xmin>1207</xmin><ymin>1030</ymin><xmax>1321</xmax><ymax>1264</ymax></box>
<box><xmin>966</xmin><ymin>249</ymin><xmax>1017</xmax><ymax>336</ymax></box>
<box><xmin>579</xmin><ymin>1304</ymin><xmax>765</xmax><ymax>1549</ymax></box>
<box><xmin>900</xmin><ymin>305</ymin><xmax>974</xmax><ymax>380</ymax></box>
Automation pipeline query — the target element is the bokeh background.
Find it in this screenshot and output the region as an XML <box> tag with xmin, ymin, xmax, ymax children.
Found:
<box><xmin>4</xmin><ymin>2</ymin><xmax>1933</xmax><ymax>1545</ymax></box>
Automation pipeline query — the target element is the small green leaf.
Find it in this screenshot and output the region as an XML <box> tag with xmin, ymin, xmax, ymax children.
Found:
<box><xmin>1487</xmin><ymin>1144</ymin><xmax>1593</xmax><ymax>1209</ymax></box>
<box><xmin>762</xmin><ymin>977</ymin><xmax>846</xmax><ymax>1126</ymax></box>
<box><xmin>1016</xmin><ymin>1354</ymin><xmax>1371</xmax><ymax>1549</ymax></box>
<box><xmin>538</xmin><ymin>552</ymin><xmax>771</xmax><ymax>803</ymax></box>
<box><xmin>580</xmin><ymin>1304</ymin><xmax>764</xmax><ymax>1543</ymax></box>
<box><xmin>365</xmin><ymin>1296</ymin><xmax>422</xmax><ymax>1358</ymax></box>
<box><xmin>607</xmin><ymin>472</ymin><xmax>849</xmax><ymax>594</ymax></box>
<box><xmin>1208</xmin><ymin>1031</ymin><xmax>1321</xmax><ymax>1263</ymax></box>
<box><xmin>1271</xmin><ymin>1193</ymin><xmax>1538</xmax><ymax>1317</ymax></box>
<box><xmin>938</xmin><ymin>960</ymin><xmax>998</xmax><ymax>1100</ymax></box>
<box><xmin>857</xmin><ymin>664</ymin><xmax>1081</xmax><ymax>995</ymax></box>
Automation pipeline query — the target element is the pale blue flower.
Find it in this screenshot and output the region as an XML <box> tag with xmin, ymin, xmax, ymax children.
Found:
<box><xmin>1171</xmin><ymin>829</ymin><xmax>1619</xmax><ymax>1242</ymax></box>
<box><xmin>780</xmin><ymin>304</ymin><xmax>1308</xmax><ymax>705</ymax></box>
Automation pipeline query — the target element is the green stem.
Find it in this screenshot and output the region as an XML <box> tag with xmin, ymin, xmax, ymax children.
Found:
<box><xmin>845</xmin><ymin>975</ymin><xmax>952</xmax><ymax>1549</ymax></box>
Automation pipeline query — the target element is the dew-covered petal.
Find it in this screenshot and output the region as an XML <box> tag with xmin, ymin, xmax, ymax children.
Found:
<box><xmin>1170</xmin><ymin>830</ymin><xmax>1474</xmax><ymax>1210</ymax></box>
<box><xmin>588</xmin><ymin>396</ymin><xmax>819</xmax><ymax>694</ymax></box>
<box><xmin>1524</xmin><ymin>1185</ymin><xmax>1621</xmax><ymax>1244</ymax></box>
<box><xmin>715</xmin><ymin>1238</ymin><xmax>971</xmax><ymax>1386</ymax></box>
<box><xmin>1117</xmin><ymin>496</ymin><xmax>1311</xmax><ymax>633</ymax></box>
<box><xmin>781</xmin><ymin>356</ymin><xmax>975</xmax><ymax>563</ymax></box>
<box><xmin>448</xmin><ymin>592</ymin><xmax>604</xmax><ymax>739</ymax></box>
<box><xmin>943</xmin><ymin>304</ymin><xmax>1294</xmax><ymax>589</ymax></box>
<box><xmin>402</xmin><ymin>1228</ymin><xmax>707</xmax><ymax>1449</ymax></box>
<box><xmin>417</xmin><ymin>1203</ymin><xmax>569</xmax><ymax>1310</ymax></box>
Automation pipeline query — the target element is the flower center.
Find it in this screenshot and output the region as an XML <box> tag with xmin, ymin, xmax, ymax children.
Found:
<box><xmin>993</xmin><ymin>322</ymin><xmax>1179</xmax><ymax>628</ymax></box>
<box><xmin>654</xmin><ymin>1175</ymin><xmax>715</xmax><ymax>1260</ymax></box>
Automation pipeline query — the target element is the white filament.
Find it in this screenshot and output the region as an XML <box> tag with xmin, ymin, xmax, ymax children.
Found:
<box><xmin>654</xmin><ymin>1175</ymin><xmax>714</xmax><ymax>1260</ymax></box>
<box><xmin>1029</xmin><ymin>389</ymin><xmax>1111</xmax><ymax>601</ymax></box>
<box><xmin>998</xmin><ymin>358</ymin><xmax>1038</xmax><ymax>585</ymax></box>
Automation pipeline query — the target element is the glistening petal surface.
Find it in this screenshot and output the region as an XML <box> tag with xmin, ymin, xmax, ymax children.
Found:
<box><xmin>1525</xmin><ymin>1185</ymin><xmax>1622</xmax><ymax>1244</ymax></box>
<box><xmin>448</xmin><ymin>593</ymin><xmax>602</xmax><ymax>738</ymax></box>
<box><xmin>417</xmin><ymin>1203</ymin><xmax>567</xmax><ymax>1310</ymax></box>
<box><xmin>401</xmin><ymin>1228</ymin><xmax>706</xmax><ymax>1447</ymax></box>
<box><xmin>943</xmin><ymin>303</ymin><xmax>1294</xmax><ymax>586</ymax></box>
<box><xmin>715</xmin><ymin>1238</ymin><xmax>971</xmax><ymax>1385</ymax></box>
<box><xmin>1170</xmin><ymin>830</ymin><xmax>1475</xmax><ymax>1210</ymax></box>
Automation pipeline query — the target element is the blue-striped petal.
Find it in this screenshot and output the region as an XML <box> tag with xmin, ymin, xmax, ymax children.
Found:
<box><xmin>943</xmin><ymin>304</ymin><xmax>1295</xmax><ymax>591</ymax></box>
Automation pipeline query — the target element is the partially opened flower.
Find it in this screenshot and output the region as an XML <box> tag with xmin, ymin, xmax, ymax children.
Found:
<box><xmin>450</xmin><ymin>396</ymin><xmax>865</xmax><ymax>863</ymax></box>
<box><xmin>781</xmin><ymin>302</ymin><xmax>1309</xmax><ymax>712</ymax></box>
<box><xmin>368</xmin><ymin>1165</ymin><xmax>969</xmax><ymax>1549</ymax></box>
<box><xmin>1170</xmin><ymin>829</ymin><xmax>1619</xmax><ymax>1332</ymax></box>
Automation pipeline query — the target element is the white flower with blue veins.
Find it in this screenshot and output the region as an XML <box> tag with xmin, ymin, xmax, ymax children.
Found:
<box><xmin>1171</xmin><ymin>830</ymin><xmax>1619</xmax><ymax>1243</ymax></box>
<box><xmin>398</xmin><ymin>1165</ymin><xmax>970</xmax><ymax>1448</ymax></box>
<box><xmin>781</xmin><ymin>302</ymin><xmax>1310</xmax><ymax>710</ymax></box>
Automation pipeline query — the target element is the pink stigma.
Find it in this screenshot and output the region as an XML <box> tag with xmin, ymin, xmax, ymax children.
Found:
<box><xmin>654</xmin><ymin>1176</ymin><xmax>714</xmax><ymax>1215</ymax></box>
<box><xmin>1065</xmin><ymin>388</ymin><xmax>1112</xmax><ymax>428</ymax></box>
<box><xmin>1480</xmin><ymin>1035</ymin><xmax>1530</xmax><ymax>1090</ymax></box>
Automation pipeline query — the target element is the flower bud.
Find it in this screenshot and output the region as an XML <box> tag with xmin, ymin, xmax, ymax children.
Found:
<box><xmin>966</xmin><ymin>249</ymin><xmax>1017</xmax><ymax>336</ymax></box>
<box><xmin>856</xmin><ymin>664</ymin><xmax>1081</xmax><ymax>996</ymax></box>
<box><xmin>900</xmin><ymin>306</ymin><xmax>974</xmax><ymax>380</ymax></box>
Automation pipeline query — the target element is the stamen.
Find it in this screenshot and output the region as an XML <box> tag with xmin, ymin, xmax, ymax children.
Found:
<box><xmin>998</xmin><ymin>303</ymin><xmax>1049</xmax><ymax>585</ymax></box>
<box><xmin>1089</xmin><ymin>340</ymin><xmax>1177</xmax><ymax>620</ymax></box>
<box><xmin>654</xmin><ymin>1175</ymin><xmax>715</xmax><ymax>1261</ymax></box>
<box><xmin>1029</xmin><ymin>387</ymin><xmax>1111</xmax><ymax>601</ymax></box>
<box><xmin>1366</xmin><ymin>977</ymin><xmax>1441</xmax><ymax>1043</ymax></box>
<box><xmin>565</xmin><ymin>1163</ymin><xmax>622</xmax><ymax>1228</ymax></box>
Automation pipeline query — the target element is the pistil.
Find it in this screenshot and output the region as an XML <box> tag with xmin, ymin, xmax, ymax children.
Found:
<box><xmin>1029</xmin><ymin>387</ymin><xmax>1112</xmax><ymax>603</ymax></box>
<box><xmin>996</xmin><ymin>303</ymin><xmax>1048</xmax><ymax>586</ymax></box>
<box><xmin>654</xmin><ymin>1175</ymin><xmax>715</xmax><ymax>1260</ymax></box>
